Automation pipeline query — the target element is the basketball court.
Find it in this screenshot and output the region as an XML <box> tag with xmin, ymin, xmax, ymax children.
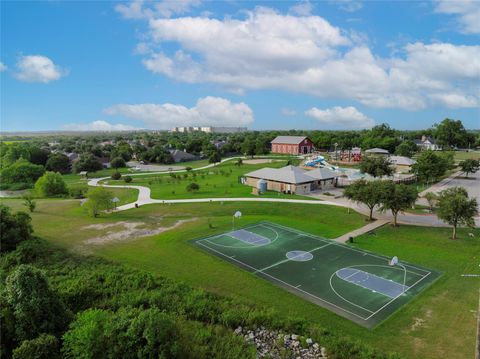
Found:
<box><xmin>193</xmin><ymin>221</ymin><xmax>440</xmax><ymax>328</ymax></box>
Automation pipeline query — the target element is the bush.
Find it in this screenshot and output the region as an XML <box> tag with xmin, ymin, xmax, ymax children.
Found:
<box><xmin>111</xmin><ymin>171</ymin><xmax>122</xmax><ymax>180</ymax></box>
<box><xmin>13</xmin><ymin>334</ymin><xmax>60</xmax><ymax>359</ymax></box>
<box><xmin>186</xmin><ymin>182</ymin><xmax>200</xmax><ymax>192</ymax></box>
<box><xmin>0</xmin><ymin>205</ymin><xmax>33</xmax><ymax>253</ymax></box>
<box><xmin>84</xmin><ymin>187</ymin><xmax>114</xmax><ymax>217</ymax></box>
<box><xmin>124</xmin><ymin>176</ymin><xmax>132</xmax><ymax>183</ymax></box>
<box><xmin>0</xmin><ymin>159</ymin><xmax>45</xmax><ymax>185</ymax></box>
<box><xmin>110</xmin><ymin>157</ymin><xmax>126</xmax><ymax>169</ymax></box>
<box><xmin>34</xmin><ymin>172</ymin><xmax>68</xmax><ymax>197</ymax></box>
<box><xmin>69</xmin><ymin>187</ymin><xmax>87</xmax><ymax>199</ymax></box>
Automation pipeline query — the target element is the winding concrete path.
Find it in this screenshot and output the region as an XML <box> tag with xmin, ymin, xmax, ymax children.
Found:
<box><xmin>86</xmin><ymin>156</ymin><xmax>479</xmax><ymax>241</ymax></box>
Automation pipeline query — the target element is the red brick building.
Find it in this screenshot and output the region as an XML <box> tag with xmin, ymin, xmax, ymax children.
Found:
<box><xmin>271</xmin><ymin>136</ymin><xmax>314</xmax><ymax>155</ymax></box>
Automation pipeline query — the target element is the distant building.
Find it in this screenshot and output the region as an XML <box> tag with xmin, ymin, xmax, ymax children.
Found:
<box><xmin>271</xmin><ymin>136</ymin><xmax>314</xmax><ymax>155</ymax></box>
<box><xmin>244</xmin><ymin>165</ymin><xmax>337</xmax><ymax>195</ymax></box>
<box><xmin>389</xmin><ymin>155</ymin><xmax>416</xmax><ymax>173</ymax></box>
<box><xmin>414</xmin><ymin>135</ymin><xmax>440</xmax><ymax>151</ymax></box>
<box><xmin>171</xmin><ymin>126</ymin><xmax>247</xmax><ymax>133</ymax></box>
<box><xmin>169</xmin><ymin>149</ymin><xmax>198</xmax><ymax>163</ymax></box>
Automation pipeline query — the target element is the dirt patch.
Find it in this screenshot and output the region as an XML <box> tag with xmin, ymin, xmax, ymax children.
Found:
<box><xmin>409</xmin><ymin>309</ymin><xmax>433</xmax><ymax>331</ymax></box>
<box><xmin>243</xmin><ymin>159</ymin><xmax>280</xmax><ymax>164</ymax></box>
<box><xmin>81</xmin><ymin>218</ymin><xmax>197</xmax><ymax>246</ymax></box>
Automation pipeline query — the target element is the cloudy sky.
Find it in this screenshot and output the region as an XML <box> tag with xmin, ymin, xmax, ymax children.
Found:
<box><xmin>1</xmin><ymin>0</ymin><xmax>479</xmax><ymax>131</ymax></box>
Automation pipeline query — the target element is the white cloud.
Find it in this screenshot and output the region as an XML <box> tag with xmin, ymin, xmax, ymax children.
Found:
<box><xmin>104</xmin><ymin>96</ymin><xmax>254</xmax><ymax>129</ymax></box>
<box><xmin>0</xmin><ymin>62</ymin><xmax>6</xmax><ymax>72</ymax></box>
<box><xmin>124</xmin><ymin>7</ymin><xmax>479</xmax><ymax>110</ymax></box>
<box><xmin>435</xmin><ymin>0</ymin><xmax>480</xmax><ymax>34</ymax></box>
<box><xmin>290</xmin><ymin>1</ymin><xmax>314</xmax><ymax>16</ymax></box>
<box><xmin>331</xmin><ymin>0</ymin><xmax>363</xmax><ymax>12</ymax></box>
<box><xmin>281</xmin><ymin>108</ymin><xmax>297</xmax><ymax>116</ymax></box>
<box><xmin>305</xmin><ymin>106</ymin><xmax>374</xmax><ymax>129</ymax></box>
<box><xmin>14</xmin><ymin>55</ymin><xmax>66</xmax><ymax>83</ymax></box>
<box><xmin>63</xmin><ymin>120</ymin><xmax>139</xmax><ymax>132</ymax></box>
<box><xmin>115</xmin><ymin>0</ymin><xmax>201</xmax><ymax>19</ymax></box>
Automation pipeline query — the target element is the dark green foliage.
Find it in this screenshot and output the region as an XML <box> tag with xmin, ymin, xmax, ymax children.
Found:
<box><xmin>434</xmin><ymin>118</ymin><xmax>470</xmax><ymax>149</ymax></box>
<box><xmin>0</xmin><ymin>205</ymin><xmax>33</xmax><ymax>253</ymax></box>
<box><xmin>394</xmin><ymin>140</ymin><xmax>417</xmax><ymax>157</ymax></box>
<box><xmin>22</xmin><ymin>194</ymin><xmax>36</xmax><ymax>212</ymax></box>
<box><xmin>13</xmin><ymin>334</ymin><xmax>60</xmax><ymax>359</ymax></box>
<box><xmin>73</xmin><ymin>154</ymin><xmax>103</xmax><ymax>173</ymax></box>
<box><xmin>139</xmin><ymin>145</ymin><xmax>174</xmax><ymax>164</ymax></box>
<box><xmin>28</xmin><ymin>147</ymin><xmax>50</xmax><ymax>166</ymax></box>
<box><xmin>344</xmin><ymin>180</ymin><xmax>385</xmax><ymax>221</ymax></box>
<box><xmin>437</xmin><ymin>187</ymin><xmax>478</xmax><ymax>239</ymax></box>
<box><xmin>380</xmin><ymin>182</ymin><xmax>418</xmax><ymax>226</ymax></box>
<box><xmin>209</xmin><ymin>151</ymin><xmax>222</xmax><ymax>164</ymax></box>
<box><xmin>361</xmin><ymin>124</ymin><xmax>399</xmax><ymax>153</ymax></box>
<box><xmin>4</xmin><ymin>265</ymin><xmax>71</xmax><ymax>341</ymax></box>
<box><xmin>411</xmin><ymin>150</ymin><xmax>448</xmax><ymax>183</ymax></box>
<box><xmin>46</xmin><ymin>153</ymin><xmax>71</xmax><ymax>174</ymax></box>
<box><xmin>111</xmin><ymin>171</ymin><xmax>122</xmax><ymax>180</ymax></box>
<box><xmin>0</xmin><ymin>159</ymin><xmax>45</xmax><ymax>188</ymax></box>
<box><xmin>359</xmin><ymin>156</ymin><xmax>394</xmax><ymax>178</ymax></box>
<box><xmin>459</xmin><ymin>158</ymin><xmax>480</xmax><ymax>177</ymax></box>
<box><xmin>186</xmin><ymin>182</ymin><xmax>200</xmax><ymax>192</ymax></box>
<box><xmin>110</xmin><ymin>157</ymin><xmax>126</xmax><ymax>169</ymax></box>
<box><xmin>124</xmin><ymin>175</ymin><xmax>133</xmax><ymax>183</ymax></box>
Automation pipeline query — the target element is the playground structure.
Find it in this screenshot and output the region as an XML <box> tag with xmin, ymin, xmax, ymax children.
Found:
<box><xmin>304</xmin><ymin>155</ymin><xmax>338</xmax><ymax>170</ymax></box>
<box><xmin>334</xmin><ymin>147</ymin><xmax>363</xmax><ymax>163</ymax></box>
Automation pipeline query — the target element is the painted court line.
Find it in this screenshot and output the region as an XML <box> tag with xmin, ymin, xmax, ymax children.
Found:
<box><xmin>197</xmin><ymin>239</ymin><xmax>371</xmax><ymax>321</ymax></box>
<box><xmin>267</xmin><ymin>222</ymin><xmax>430</xmax><ymax>276</ymax></box>
<box><xmin>255</xmin><ymin>243</ymin><xmax>332</xmax><ymax>273</ymax></box>
<box><xmin>364</xmin><ymin>271</ymin><xmax>431</xmax><ymax>320</ymax></box>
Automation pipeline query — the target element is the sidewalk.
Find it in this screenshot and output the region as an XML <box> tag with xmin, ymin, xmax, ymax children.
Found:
<box><xmin>333</xmin><ymin>219</ymin><xmax>390</xmax><ymax>243</ymax></box>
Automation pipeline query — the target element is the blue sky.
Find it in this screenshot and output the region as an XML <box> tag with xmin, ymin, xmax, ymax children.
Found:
<box><xmin>1</xmin><ymin>0</ymin><xmax>479</xmax><ymax>132</ymax></box>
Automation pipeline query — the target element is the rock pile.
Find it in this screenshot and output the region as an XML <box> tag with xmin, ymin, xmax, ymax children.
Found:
<box><xmin>234</xmin><ymin>326</ymin><xmax>327</xmax><ymax>358</ymax></box>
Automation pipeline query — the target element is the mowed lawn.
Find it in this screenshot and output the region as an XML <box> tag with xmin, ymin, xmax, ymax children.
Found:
<box><xmin>1</xmin><ymin>198</ymin><xmax>478</xmax><ymax>358</ymax></box>
<box><xmin>102</xmin><ymin>160</ymin><xmax>315</xmax><ymax>200</ymax></box>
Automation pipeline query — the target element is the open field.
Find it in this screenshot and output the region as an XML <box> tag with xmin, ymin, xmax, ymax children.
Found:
<box><xmin>454</xmin><ymin>151</ymin><xmax>480</xmax><ymax>161</ymax></box>
<box><xmin>1</xmin><ymin>197</ymin><xmax>478</xmax><ymax>358</ymax></box>
<box><xmin>101</xmin><ymin>160</ymin><xmax>315</xmax><ymax>200</ymax></box>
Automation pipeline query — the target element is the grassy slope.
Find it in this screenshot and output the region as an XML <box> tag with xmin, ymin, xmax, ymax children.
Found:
<box><xmin>103</xmin><ymin>160</ymin><xmax>315</xmax><ymax>200</ymax></box>
<box><xmin>1</xmin><ymin>198</ymin><xmax>478</xmax><ymax>358</ymax></box>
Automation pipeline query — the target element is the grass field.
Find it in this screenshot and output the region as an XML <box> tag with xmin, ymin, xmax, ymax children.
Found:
<box><xmin>102</xmin><ymin>160</ymin><xmax>314</xmax><ymax>200</ymax></box>
<box><xmin>1</xmin><ymin>198</ymin><xmax>478</xmax><ymax>358</ymax></box>
<box><xmin>454</xmin><ymin>150</ymin><xmax>480</xmax><ymax>161</ymax></box>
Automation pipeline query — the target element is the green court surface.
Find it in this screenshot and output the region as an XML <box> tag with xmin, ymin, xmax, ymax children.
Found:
<box><xmin>193</xmin><ymin>222</ymin><xmax>441</xmax><ymax>328</ymax></box>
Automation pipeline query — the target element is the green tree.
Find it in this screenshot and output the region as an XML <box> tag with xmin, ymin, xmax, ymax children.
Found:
<box><xmin>437</xmin><ymin>187</ymin><xmax>478</xmax><ymax>239</ymax></box>
<box><xmin>411</xmin><ymin>150</ymin><xmax>448</xmax><ymax>183</ymax></box>
<box><xmin>0</xmin><ymin>205</ymin><xmax>33</xmax><ymax>253</ymax></box>
<box><xmin>13</xmin><ymin>334</ymin><xmax>60</xmax><ymax>359</ymax></box>
<box><xmin>111</xmin><ymin>171</ymin><xmax>122</xmax><ymax>180</ymax></box>
<box><xmin>28</xmin><ymin>147</ymin><xmax>50</xmax><ymax>166</ymax></box>
<box><xmin>34</xmin><ymin>172</ymin><xmax>68</xmax><ymax>197</ymax></box>
<box><xmin>208</xmin><ymin>151</ymin><xmax>221</xmax><ymax>165</ymax></box>
<box><xmin>380</xmin><ymin>182</ymin><xmax>418</xmax><ymax>226</ymax></box>
<box><xmin>359</xmin><ymin>156</ymin><xmax>394</xmax><ymax>178</ymax></box>
<box><xmin>22</xmin><ymin>194</ymin><xmax>36</xmax><ymax>212</ymax></box>
<box><xmin>241</xmin><ymin>138</ymin><xmax>256</xmax><ymax>158</ymax></box>
<box><xmin>73</xmin><ymin>154</ymin><xmax>103</xmax><ymax>173</ymax></box>
<box><xmin>5</xmin><ymin>265</ymin><xmax>71</xmax><ymax>341</ymax></box>
<box><xmin>84</xmin><ymin>187</ymin><xmax>114</xmax><ymax>217</ymax></box>
<box><xmin>424</xmin><ymin>192</ymin><xmax>438</xmax><ymax>212</ymax></box>
<box><xmin>343</xmin><ymin>180</ymin><xmax>384</xmax><ymax>221</ymax></box>
<box><xmin>46</xmin><ymin>153</ymin><xmax>71</xmax><ymax>174</ymax></box>
<box><xmin>434</xmin><ymin>118</ymin><xmax>468</xmax><ymax>148</ymax></box>
<box><xmin>123</xmin><ymin>175</ymin><xmax>132</xmax><ymax>183</ymax></box>
<box><xmin>0</xmin><ymin>159</ymin><xmax>45</xmax><ymax>186</ymax></box>
<box><xmin>459</xmin><ymin>159</ymin><xmax>480</xmax><ymax>178</ymax></box>
<box><xmin>109</xmin><ymin>156</ymin><xmax>126</xmax><ymax>169</ymax></box>
<box><xmin>395</xmin><ymin>140</ymin><xmax>417</xmax><ymax>157</ymax></box>
<box><xmin>235</xmin><ymin>158</ymin><xmax>243</xmax><ymax>167</ymax></box>
<box><xmin>186</xmin><ymin>182</ymin><xmax>200</xmax><ymax>192</ymax></box>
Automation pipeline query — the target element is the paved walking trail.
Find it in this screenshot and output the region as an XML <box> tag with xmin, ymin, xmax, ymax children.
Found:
<box><xmin>87</xmin><ymin>156</ymin><xmax>479</xmax><ymax>243</ymax></box>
